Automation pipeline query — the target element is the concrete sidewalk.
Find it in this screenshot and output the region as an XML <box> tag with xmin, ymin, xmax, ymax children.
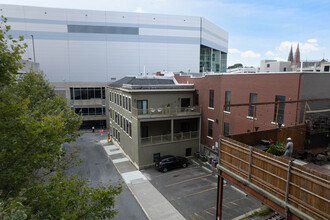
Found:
<box><xmin>100</xmin><ymin>140</ymin><xmax>185</xmax><ymax>220</ymax></box>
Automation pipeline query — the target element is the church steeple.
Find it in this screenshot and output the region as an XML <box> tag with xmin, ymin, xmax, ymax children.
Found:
<box><xmin>288</xmin><ymin>45</ymin><xmax>293</xmax><ymax>62</ymax></box>
<box><xmin>293</xmin><ymin>43</ymin><xmax>300</xmax><ymax>65</ymax></box>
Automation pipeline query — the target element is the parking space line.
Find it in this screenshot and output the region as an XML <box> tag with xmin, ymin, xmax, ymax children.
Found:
<box><xmin>193</xmin><ymin>212</ymin><xmax>207</xmax><ymax>219</ymax></box>
<box><xmin>183</xmin><ymin>186</ymin><xmax>217</xmax><ymax>198</ymax></box>
<box><xmin>155</xmin><ymin>165</ymin><xmax>200</xmax><ymax>178</ymax></box>
<box><xmin>165</xmin><ymin>174</ymin><xmax>212</xmax><ymax>188</ymax></box>
<box><xmin>204</xmin><ymin>209</ymin><xmax>215</xmax><ymax>216</ymax></box>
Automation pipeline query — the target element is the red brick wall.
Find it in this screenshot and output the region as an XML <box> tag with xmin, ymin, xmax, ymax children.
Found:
<box><xmin>175</xmin><ymin>73</ymin><xmax>302</xmax><ymax>148</ymax></box>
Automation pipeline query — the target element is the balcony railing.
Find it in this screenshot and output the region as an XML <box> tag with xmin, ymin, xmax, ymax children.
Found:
<box><xmin>141</xmin><ymin>131</ymin><xmax>199</xmax><ymax>146</ymax></box>
<box><xmin>132</xmin><ymin>106</ymin><xmax>201</xmax><ymax>117</ymax></box>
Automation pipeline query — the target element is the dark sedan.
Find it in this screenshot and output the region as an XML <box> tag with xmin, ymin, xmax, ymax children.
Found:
<box><xmin>155</xmin><ymin>155</ymin><xmax>188</xmax><ymax>172</ymax></box>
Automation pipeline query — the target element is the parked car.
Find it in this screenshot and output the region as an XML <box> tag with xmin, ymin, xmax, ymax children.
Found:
<box><xmin>155</xmin><ymin>155</ymin><xmax>188</xmax><ymax>172</ymax></box>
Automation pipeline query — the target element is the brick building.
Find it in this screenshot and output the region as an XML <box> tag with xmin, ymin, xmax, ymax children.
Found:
<box><xmin>175</xmin><ymin>72</ymin><xmax>330</xmax><ymax>149</ymax></box>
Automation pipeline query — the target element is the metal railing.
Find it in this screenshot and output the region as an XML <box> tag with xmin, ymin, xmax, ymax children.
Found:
<box><xmin>132</xmin><ymin>106</ymin><xmax>201</xmax><ymax>117</ymax></box>
<box><xmin>141</xmin><ymin>131</ymin><xmax>199</xmax><ymax>146</ymax></box>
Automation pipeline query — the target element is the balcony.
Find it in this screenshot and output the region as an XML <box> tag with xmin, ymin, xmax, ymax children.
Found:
<box><xmin>141</xmin><ymin>131</ymin><xmax>199</xmax><ymax>146</ymax></box>
<box><xmin>132</xmin><ymin>106</ymin><xmax>201</xmax><ymax>118</ymax></box>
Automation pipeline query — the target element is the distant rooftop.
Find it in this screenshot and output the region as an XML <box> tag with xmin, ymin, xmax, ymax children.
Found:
<box><xmin>109</xmin><ymin>76</ymin><xmax>194</xmax><ymax>91</ymax></box>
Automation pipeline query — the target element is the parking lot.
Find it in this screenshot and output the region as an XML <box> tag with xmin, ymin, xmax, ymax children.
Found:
<box><xmin>141</xmin><ymin>159</ymin><xmax>261</xmax><ymax>220</ymax></box>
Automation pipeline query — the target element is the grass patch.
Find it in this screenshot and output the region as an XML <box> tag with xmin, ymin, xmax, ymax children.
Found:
<box><xmin>251</xmin><ymin>205</ymin><xmax>274</xmax><ymax>217</ymax></box>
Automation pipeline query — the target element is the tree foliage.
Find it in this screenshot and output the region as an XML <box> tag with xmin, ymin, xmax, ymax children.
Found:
<box><xmin>227</xmin><ymin>63</ymin><xmax>243</xmax><ymax>69</ymax></box>
<box><xmin>0</xmin><ymin>17</ymin><xmax>121</xmax><ymax>219</ymax></box>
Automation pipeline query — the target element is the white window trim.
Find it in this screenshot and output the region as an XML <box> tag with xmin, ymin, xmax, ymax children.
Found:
<box><xmin>208</xmin><ymin>118</ymin><xmax>215</xmax><ymax>122</ymax></box>
<box><xmin>224</xmin><ymin>111</ymin><xmax>231</xmax><ymax>114</ymax></box>
<box><xmin>271</xmin><ymin>122</ymin><xmax>285</xmax><ymax>127</ymax></box>
<box><xmin>207</xmin><ymin>136</ymin><xmax>213</xmax><ymax>139</ymax></box>
<box><xmin>246</xmin><ymin>116</ymin><xmax>257</xmax><ymax>120</ymax></box>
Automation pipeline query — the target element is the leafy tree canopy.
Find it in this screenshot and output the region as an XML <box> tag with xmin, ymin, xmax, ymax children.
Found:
<box><xmin>227</xmin><ymin>63</ymin><xmax>243</xmax><ymax>69</ymax></box>
<box><xmin>0</xmin><ymin>16</ymin><xmax>121</xmax><ymax>219</ymax></box>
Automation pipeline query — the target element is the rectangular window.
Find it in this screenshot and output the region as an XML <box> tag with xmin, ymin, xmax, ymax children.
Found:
<box><xmin>195</xmin><ymin>90</ymin><xmax>199</xmax><ymax>105</ymax></box>
<box><xmin>137</xmin><ymin>100</ymin><xmax>148</xmax><ymax>115</ymax></box>
<box><xmin>208</xmin><ymin>120</ymin><xmax>213</xmax><ymax>137</ymax></box>
<box><xmin>114</xmin><ymin>93</ymin><xmax>117</xmax><ymax>104</ymax></box>
<box><xmin>120</xmin><ymin>115</ymin><xmax>122</xmax><ymax>128</ymax></box>
<box><xmin>126</xmin><ymin>120</ymin><xmax>129</xmax><ymax>133</ymax></box>
<box><xmin>88</xmin><ymin>88</ymin><xmax>95</xmax><ymax>99</ymax></box>
<box><xmin>70</xmin><ymin>88</ymin><xmax>74</xmax><ymax>100</ymax></box>
<box><xmin>224</xmin><ymin>122</ymin><xmax>229</xmax><ymax>136</ymax></box>
<box><xmin>74</xmin><ymin>88</ymin><xmax>81</xmax><ymax>100</ymax></box>
<box><xmin>209</xmin><ymin>90</ymin><xmax>214</xmax><ymax>108</ymax></box>
<box><xmin>96</xmin><ymin>107</ymin><xmax>102</xmax><ymax>115</ymax></box>
<box><xmin>123</xmin><ymin>96</ymin><xmax>126</xmax><ymax>109</ymax></box>
<box><xmin>95</xmin><ymin>88</ymin><xmax>101</xmax><ymax>99</ymax></box>
<box><xmin>123</xmin><ymin>118</ymin><xmax>126</xmax><ymax>131</ymax></box>
<box><xmin>248</xmin><ymin>93</ymin><xmax>258</xmax><ymax>117</ymax></box>
<box><xmin>109</xmin><ymin>92</ymin><xmax>112</xmax><ymax>102</ymax></box>
<box><xmin>125</xmin><ymin>97</ymin><xmax>128</xmax><ymax>110</ymax></box>
<box><xmin>120</xmin><ymin>95</ymin><xmax>122</xmax><ymax>106</ymax></box>
<box><xmin>89</xmin><ymin>108</ymin><xmax>95</xmax><ymax>115</ymax></box>
<box><xmin>274</xmin><ymin>95</ymin><xmax>285</xmax><ymax>124</ymax></box>
<box><xmin>102</xmin><ymin>87</ymin><xmax>105</xmax><ymax>99</ymax></box>
<box><xmin>129</xmin><ymin>98</ymin><xmax>131</xmax><ymax>112</ymax></box>
<box><xmin>82</xmin><ymin>108</ymin><xmax>88</xmax><ymax>115</ymax></box>
<box><xmin>81</xmin><ymin>88</ymin><xmax>88</xmax><ymax>99</ymax></box>
<box><xmin>225</xmin><ymin>91</ymin><xmax>231</xmax><ymax>112</ymax></box>
<box><xmin>115</xmin><ymin>112</ymin><xmax>118</xmax><ymax>124</ymax></box>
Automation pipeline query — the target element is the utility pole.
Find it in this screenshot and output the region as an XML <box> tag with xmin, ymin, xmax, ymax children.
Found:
<box><xmin>31</xmin><ymin>35</ymin><xmax>36</xmax><ymax>62</ymax></box>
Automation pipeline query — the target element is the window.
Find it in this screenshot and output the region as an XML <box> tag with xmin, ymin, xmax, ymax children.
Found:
<box><xmin>129</xmin><ymin>122</ymin><xmax>132</xmax><ymax>137</ymax></box>
<box><xmin>224</xmin><ymin>122</ymin><xmax>229</xmax><ymax>136</ymax></box>
<box><xmin>248</xmin><ymin>93</ymin><xmax>258</xmax><ymax>117</ymax></box>
<box><xmin>208</xmin><ymin>120</ymin><xmax>213</xmax><ymax>137</ymax></box>
<box><xmin>185</xmin><ymin>148</ymin><xmax>192</xmax><ymax>156</ymax></box>
<box><xmin>273</xmin><ymin>95</ymin><xmax>285</xmax><ymax>124</ymax></box>
<box><xmin>109</xmin><ymin>92</ymin><xmax>112</xmax><ymax>102</ymax></box>
<box><xmin>267</xmin><ymin>64</ymin><xmax>270</xmax><ymax>68</ymax></box>
<box><xmin>283</xmin><ymin>67</ymin><xmax>287</xmax><ymax>72</ymax></box>
<box><xmin>123</xmin><ymin>96</ymin><xmax>126</xmax><ymax>108</ymax></box>
<box><xmin>137</xmin><ymin>100</ymin><xmax>148</xmax><ymax>115</ymax></box>
<box><xmin>209</xmin><ymin>90</ymin><xmax>214</xmax><ymax>108</ymax></box>
<box><xmin>195</xmin><ymin>90</ymin><xmax>199</xmax><ymax>105</ymax></box>
<box><xmin>70</xmin><ymin>87</ymin><xmax>105</xmax><ymax>100</ymax></box>
<box><xmin>129</xmin><ymin>98</ymin><xmax>131</xmax><ymax>112</ymax></box>
<box><xmin>120</xmin><ymin>95</ymin><xmax>122</xmax><ymax>106</ymax></box>
<box><xmin>225</xmin><ymin>91</ymin><xmax>231</xmax><ymax>112</ymax></box>
<box><xmin>325</xmin><ymin>66</ymin><xmax>330</xmax><ymax>72</ymax></box>
<box><xmin>125</xmin><ymin>97</ymin><xmax>128</xmax><ymax>110</ymax></box>
<box><xmin>153</xmin><ymin>153</ymin><xmax>160</xmax><ymax>162</ymax></box>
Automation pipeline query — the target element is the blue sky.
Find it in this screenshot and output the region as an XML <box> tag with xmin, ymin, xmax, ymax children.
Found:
<box><xmin>1</xmin><ymin>0</ymin><xmax>329</xmax><ymax>67</ymax></box>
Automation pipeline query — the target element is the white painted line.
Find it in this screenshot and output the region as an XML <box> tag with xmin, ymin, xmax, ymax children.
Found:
<box><xmin>103</xmin><ymin>145</ymin><xmax>119</xmax><ymax>155</ymax></box>
<box><xmin>121</xmin><ymin>170</ymin><xmax>147</xmax><ymax>184</ymax></box>
<box><xmin>112</xmin><ymin>158</ymin><xmax>129</xmax><ymax>163</ymax></box>
<box><xmin>202</xmin><ymin>166</ymin><xmax>213</xmax><ymax>173</ymax></box>
<box><xmin>231</xmin><ymin>185</ymin><xmax>247</xmax><ymax>196</ymax></box>
<box><xmin>107</xmin><ymin>150</ymin><xmax>121</xmax><ymax>156</ymax></box>
<box><xmin>100</xmin><ymin>139</ymin><xmax>108</xmax><ymax>144</ymax></box>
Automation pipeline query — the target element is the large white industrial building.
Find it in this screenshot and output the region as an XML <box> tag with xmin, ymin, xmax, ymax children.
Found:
<box><xmin>1</xmin><ymin>4</ymin><xmax>228</xmax><ymax>128</ymax></box>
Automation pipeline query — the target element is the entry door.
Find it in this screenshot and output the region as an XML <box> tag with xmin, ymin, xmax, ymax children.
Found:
<box><xmin>137</xmin><ymin>100</ymin><xmax>148</xmax><ymax>115</ymax></box>
<box><xmin>141</xmin><ymin>126</ymin><xmax>148</xmax><ymax>138</ymax></box>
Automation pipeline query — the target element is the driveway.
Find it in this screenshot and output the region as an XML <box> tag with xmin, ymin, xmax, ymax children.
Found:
<box><xmin>141</xmin><ymin>159</ymin><xmax>261</xmax><ymax>220</ymax></box>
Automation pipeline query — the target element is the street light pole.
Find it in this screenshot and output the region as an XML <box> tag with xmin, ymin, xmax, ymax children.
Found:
<box><xmin>31</xmin><ymin>34</ymin><xmax>36</xmax><ymax>62</ymax></box>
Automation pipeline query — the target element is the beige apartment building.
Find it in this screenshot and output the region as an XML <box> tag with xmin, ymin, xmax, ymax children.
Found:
<box><xmin>108</xmin><ymin>76</ymin><xmax>201</xmax><ymax>169</ymax></box>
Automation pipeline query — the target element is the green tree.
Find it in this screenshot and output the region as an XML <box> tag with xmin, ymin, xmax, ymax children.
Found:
<box><xmin>227</xmin><ymin>63</ymin><xmax>243</xmax><ymax>69</ymax></box>
<box><xmin>0</xmin><ymin>17</ymin><xmax>121</xmax><ymax>219</ymax></box>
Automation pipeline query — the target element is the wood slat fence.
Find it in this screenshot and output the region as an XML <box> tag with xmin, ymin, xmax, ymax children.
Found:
<box><xmin>219</xmin><ymin>136</ymin><xmax>330</xmax><ymax>220</ymax></box>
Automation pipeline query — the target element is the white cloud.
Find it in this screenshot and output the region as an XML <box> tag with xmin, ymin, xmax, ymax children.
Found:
<box><xmin>271</xmin><ymin>39</ymin><xmax>325</xmax><ymax>61</ymax></box>
<box><xmin>229</xmin><ymin>48</ymin><xmax>260</xmax><ymax>58</ymax></box>
<box><xmin>265</xmin><ymin>50</ymin><xmax>275</xmax><ymax>56</ymax></box>
<box><xmin>307</xmin><ymin>39</ymin><xmax>317</xmax><ymax>43</ymax></box>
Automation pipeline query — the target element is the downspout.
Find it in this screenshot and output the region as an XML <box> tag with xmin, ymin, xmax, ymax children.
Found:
<box><xmin>295</xmin><ymin>73</ymin><xmax>302</xmax><ymax>124</ymax></box>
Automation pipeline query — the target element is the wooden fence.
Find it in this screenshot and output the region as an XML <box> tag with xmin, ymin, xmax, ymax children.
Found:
<box><xmin>219</xmin><ymin>136</ymin><xmax>330</xmax><ymax>220</ymax></box>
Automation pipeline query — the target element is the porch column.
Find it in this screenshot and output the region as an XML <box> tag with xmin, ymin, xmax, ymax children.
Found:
<box><xmin>171</xmin><ymin>119</ymin><xmax>174</xmax><ymax>142</ymax></box>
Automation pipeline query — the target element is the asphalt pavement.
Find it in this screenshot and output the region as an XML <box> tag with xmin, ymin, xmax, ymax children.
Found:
<box><xmin>64</xmin><ymin>132</ymin><xmax>148</xmax><ymax>220</ymax></box>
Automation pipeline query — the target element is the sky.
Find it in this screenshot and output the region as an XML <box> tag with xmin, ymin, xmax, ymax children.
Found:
<box><xmin>1</xmin><ymin>0</ymin><xmax>330</xmax><ymax>67</ymax></box>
